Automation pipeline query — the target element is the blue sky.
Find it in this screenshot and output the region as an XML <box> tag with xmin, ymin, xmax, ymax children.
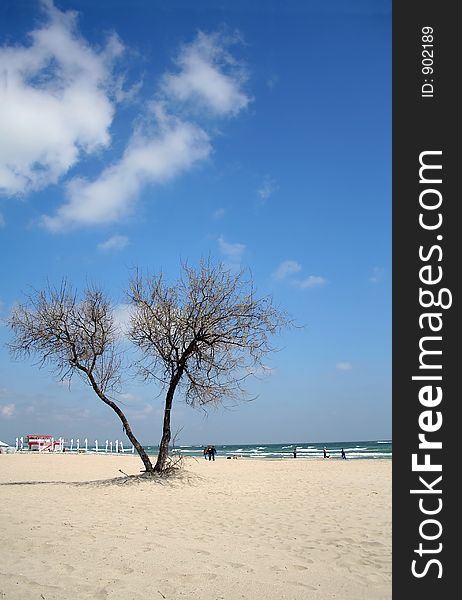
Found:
<box><xmin>0</xmin><ymin>0</ymin><xmax>391</xmax><ymax>446</ymax></box>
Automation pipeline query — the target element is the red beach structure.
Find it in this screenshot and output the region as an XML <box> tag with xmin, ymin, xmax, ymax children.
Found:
<box><xmin>26</xmin><ymin>435</ymin><xmax>61</xmax><ymax>452</ymax></box>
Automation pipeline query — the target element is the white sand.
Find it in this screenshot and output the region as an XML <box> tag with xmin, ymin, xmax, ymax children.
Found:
<box><xmin>0</xmin><ymin>453</ymin><xmax>391</xmax><ymax>599</ymax></box>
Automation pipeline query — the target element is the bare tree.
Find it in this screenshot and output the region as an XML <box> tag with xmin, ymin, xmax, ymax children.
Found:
<box><xmin>128</xmin><ymin>258</ymin><xmax>289</xmax><ymax>472</ymax></box>
<box><xmin>8</xmin><ymin>282</ymin><xmax>155</xmax><ymax>474</ymax></box>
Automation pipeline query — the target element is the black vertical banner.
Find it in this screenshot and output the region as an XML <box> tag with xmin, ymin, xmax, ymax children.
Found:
<box><xmin>393</xmin><ymin>1</ymin><xmax>458</xmax><ymax>597</ymax></box>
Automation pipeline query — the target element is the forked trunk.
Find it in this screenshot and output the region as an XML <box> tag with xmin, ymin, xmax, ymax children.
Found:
<box><xmin>154</xmin><ymin>362</ymin><xmax>186</xmax><ymax>472</ymax></box>
<box><xmin>154</xmin><ymin>389</ymin><xmax>173</xmax><ymax>472</ymax></box>
<box><xmin>84</xmin><ymin>369</ymin><xmax>155</xmax><ymax>474</ymax></box>
<box><xmin>118</xmin><ymin>410</ymin><xmax>154</xmax><ymax>474</ymax></box>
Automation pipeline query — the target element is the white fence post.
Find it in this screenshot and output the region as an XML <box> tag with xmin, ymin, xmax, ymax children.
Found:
<box><xmin>105</xmin><ymin>440</ymin><xmax>108</xmax><ymax>453</ymax></box>
<box><xmin>76</xmin><ymin>439</ymin><xmax>80</xmax><ymax>451</ymax></box>
<box><xmin>15</xmin><ymin>437</ymin><xmax>19</xmax><ymax>451</ymax></box>
<box><xmin>132</xmin><ymin>445</ymin><xmax>135</xmax><ymax>454</ymax></box>
<box><xmin>115</xmin><ymin>440</ymin><xmax>119</xmax><ymax>453</ymax></box>
<box><xmin>70</xmin><ymin>439</ymin><xmax>74</xmax><ymax>452</ymax></box>
<box><xmin>95</xmin><ymin>440</ymin><xmax>98</xmax><ymax>453</ymax></box>
<box><xmin>84</xmin><ymin>438</ymin><xmax>88</xmax><ymax>451</ymax></box>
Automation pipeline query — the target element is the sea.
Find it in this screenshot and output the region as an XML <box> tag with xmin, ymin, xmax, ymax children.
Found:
<box><xmin>144</xmin><ymin>440</ymin><xmax>392</xmax><ymax>460</ymax></box>
<box><xmin>15</xmin><ymin>437</ymin><xmax>392</xmax><ymax>459</ymax></box>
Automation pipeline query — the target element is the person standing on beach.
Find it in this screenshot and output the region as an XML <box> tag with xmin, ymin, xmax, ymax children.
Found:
<box><xmin>293</xmin><ymin>446</ymin><xmax>297</xmax><ymax>458</ymax></box>
<box><xmin>341</xmin><ymin>448</ymin><xmax>346</xmax><ymax>459</ymax></box>
<box><xmin>210</xmin><ymin>445</ymin><xmax>216</xmax><ymax>461</ymax></box>
<box><xmin>203</xmin><ymin>446</ymin><xmax>208</xmax><ymax>460</ymax></box>
<box><xmin>323</xmin><ymin>447</ymin><xmax>327</xmax><ymax>459</ymax></box>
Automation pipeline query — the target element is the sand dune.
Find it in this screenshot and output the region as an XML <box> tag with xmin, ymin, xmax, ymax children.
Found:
<box><xmin>0</xmin><ymin>454</ymin><xmax>391</xmax><ymax>599</ymax></box>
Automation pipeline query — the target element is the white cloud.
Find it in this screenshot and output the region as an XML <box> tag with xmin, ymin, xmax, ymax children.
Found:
<box><xmin>112</xmin><ymin>303</ymin><xmax>133</xmax><ymax>337</ymax></box>
<box><xmin>0</xmin><ymin>0</ymin><xmax>123</xmax><ymax>195</ymax></box>
<box><xmin>273</xmin><ymin>260</ymin><xmax>302</xmax><ymax>281</ymax></box>
<box><xmin>298</xmin><ymin>275</ymin><xmax>327</xmax><ymax>289</ymax></box>
<box><xmin>213</xmin><ymin>207</ymin><xmax>226</xmax><ymax>219</ymax></box>
<box><xmin>336</xmin><ymin>362</ymin><xmax>352</xmax><ymax>371</ymax></box>
<box><xmin>98</xmin><ymin>234</ymin><xmax>129</xmax><ymax>252</ymax></box>
<box><xmin>266</xmin><ymin>74</ymin><xmax>279</xmax><ymax>89</ymax></box>
<box><xmin>3</xmin><ymin>11</ymin><xmax>250</xmax><ymax>230</ymax></box>
<box><xmin>273</xmin><ymin>261</ymin><xmax>326</xmax><ymax>289</ymax></box>
<box><xmin>161</xmin><ymin>31</ymin><xmax>250</xmax><ymax>116</ymax></box>
<box><xmin>117</xmin><ymin>392</ymin><xmax>154</xmax><ymax>420</ymax></box>
<box><xmin>218</xmin><ymin>234</ymin><xmax>246</xmax><ymax>272</ymax></box>
<box><xmin>42</xmin><ymin>109</ymin><xmax>211</xmax><ymax>230</ymax></box>
<box><xmin>1</xmin><ymin>403</ymin><xmax>15</xmax><ymax>418</ymax></box>
<box><xmin>218</xmin><ymin>234</ymin><xmax>245</xmax><ymax>262</ymax></box>
<box><xmin>127</xmin><ymin>403</ymin><xmax>154</xmax><ymax>421</ymax></box>
<box><xmin>39</xmin><ymin>28</ymin><xmax>250</xmax><ymax>231</ymax></box>
<box><xmin>257</xmin><ymin>175</ymin><xmax>277</xmax><ymax>201</ymax></box>
<box><xmin>369</xmin><ymin>266</ymin><xmax>385</xmax><ymax>283</ymax></box>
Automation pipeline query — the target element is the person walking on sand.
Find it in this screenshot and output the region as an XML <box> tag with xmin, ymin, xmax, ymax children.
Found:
<box><xmin>203</xmin><ymin>446</ymin><xmax>208</xmax><ymax>460</ymax></box>
<box><xmin>341</xmin><ymin>448</ymin><xmax>346</xmax><ymax>460</ymax></box>
<box><xmin>293</xmin><ymin>446</ymin><xmax>297</xmax><ymax>458</ymax></box>
<box><xmin>323</xmin><ymin>446</ymin><xmax>327</xmax><ymax>459</ymax></box>
<box><xmin>210</xmin><ymin>445</ymin><xmax>216</xmax><ymax>461</ymax></box>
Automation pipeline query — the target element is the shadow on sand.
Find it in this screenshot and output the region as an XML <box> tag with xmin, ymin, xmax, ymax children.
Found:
<box><xmin>0</xmin><ymin>468</ymin><xmax>203</xmax><ymax>488</ymax></box>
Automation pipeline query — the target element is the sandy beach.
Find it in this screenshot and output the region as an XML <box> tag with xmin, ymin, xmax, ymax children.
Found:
<box><xmin>0</xmin><ymin>454</ymin><xmax>391</xmax><ymax>599</ymax></box>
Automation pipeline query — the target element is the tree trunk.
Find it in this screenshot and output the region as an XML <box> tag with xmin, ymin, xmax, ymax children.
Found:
<box><xmin>113</xmin><ymin>405</ymin><xmax>154</xmax><ymax>474</ymax></box>
<box><xmin>84</xmin><ymin>368</ymin><xmax>155</xmax><ymax>474</ymax></box>
<box><xmin>154</xmin><ymin>391</ymin><xmax>173</xmax><ymax>472</ymax></box>
<box><xmin>154</xmin><ymin>348</ymin><xmax>192</xmax><ymax>472</ymax></box>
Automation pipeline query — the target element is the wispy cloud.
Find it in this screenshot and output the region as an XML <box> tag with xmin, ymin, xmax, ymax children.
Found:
<box><xmin>161</xmin><ymin>31</ymin><xmax>250</xmax><ymax>117</ymax></box>
<box><xmin>218</xmin><ymin>234</ymin><xmax>245</xmax><ymax>269</ymax></box>
<box><xmin>336</xmin><ymin>362</ymin><xmax>353</xmax><ymax>371</ymax></box>
<box><xmin>126</xmin><ymin>403</ymin><xmax>154</xmax><ymax>421</ymax></box>
<box><xmin>257</xmin><ymin>175</ymin><xmax>277</xmax><ymax>201</ymax></box>
<box><xmin>98</xmin><ymin>234</ymin><xmax>129</xmax><ymax>252</ymax></box>
<box><xmin>273</xmin><ymin>260</ymin><xmax>326</xmax><ymax>289</ymax></box>
<box><xmin>266</xmin><ymin>74</ymin><xmax>279</xmax><ymax>89</ymax></box>
<box><xmin>298</xmin><ymin>275</ymin><xmax>327</xmax><ymax>289</ymax></box>
<box><xmin>213</xmin><ymin>207</ymin><xmax>226</xmax><ymax>220</ymax></box>
<box><xmin>117</xmin><ymin>392</ymin><xmax>154</xmax><ymax>421</ymax></box>
<box><xmin>272</xmin><ymin>260</ymin><xmax>301</xmax><ymax>281</ymax></box>
<box><xmin>0</xmin><ymin>0</ymin><xmax>123</xmax><ymax>196</ymax></box>
<box><xmin>369</xmin><ymin>266</ymin><xmax>385</xmax><ymax>283</ymax></box>
<box><xmin>112</xmin><ymin>303</ymin><xmax>133</xmax><ymax>337</ymax></box>
<box><xmin>1</xmin><ymin>403</ymin><xmax>15</xmax><ymax>418</ymax></box>
<box><xmin>43</xmin><ymin>107</ymin><xmax>211</xmax><ymax>230</ymax></box>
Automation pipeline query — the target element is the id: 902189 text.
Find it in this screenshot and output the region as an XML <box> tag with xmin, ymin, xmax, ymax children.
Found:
<box><xmin>421</xmin><ymin>26</ymin><xmax>434</xmax><ymax>98</ymax></box>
